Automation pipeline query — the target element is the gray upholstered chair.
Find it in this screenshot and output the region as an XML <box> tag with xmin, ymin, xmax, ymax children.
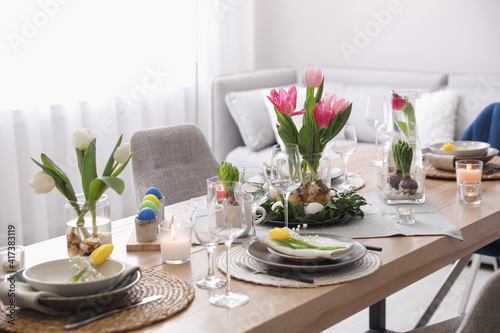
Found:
<box><xmin>406</xmin><ymin>267</ymin><xmax>500</xmax><ymax>333</ymax></box>
<box><xmin>130</xmin><ymin>124</ymin><xmax>220</xmax><ymax>207</ymax></box>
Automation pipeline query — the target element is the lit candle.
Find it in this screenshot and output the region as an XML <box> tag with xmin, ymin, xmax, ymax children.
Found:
<box><xmin>216</xmin><ymin>184</ymin><xmax>225</xmax><ymax>200</ymax></box>
<box><xmin>463</xmin><ymin>192</ymin><xmax>478</xmax><ymax>202</ymax></box>
<box><xmin>396</xmin><ymin>207</ymin><xmax>415</xmax><ymax>224</ymax></box>
<box><xmin>456</xmin><ymin>164</ymin><xmax>481</xmax><ymax>182</ymax></box>
<box><xmin>159</xmin><ymin>222</ymin><xmax>191</xmax><ymax>264</ymax></box>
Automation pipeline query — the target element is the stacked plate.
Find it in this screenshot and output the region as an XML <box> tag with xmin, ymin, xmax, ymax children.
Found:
<box><xmin>426</xmin><ymin>141</ymin><xmax>498</xmax><ymax>169</ymax></box>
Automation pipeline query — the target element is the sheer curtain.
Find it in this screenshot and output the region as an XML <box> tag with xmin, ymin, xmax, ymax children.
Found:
<box><xmin>0</xmin><ymin>1</ymin><xmax>199</xmax><ymax>245</ymax></box>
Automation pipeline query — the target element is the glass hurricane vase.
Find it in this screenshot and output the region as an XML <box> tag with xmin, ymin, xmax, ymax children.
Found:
<box><xmin>65</xmin><ymin>194</ymin><xmax>112</xmax><ymax>257</ymax></box>
<box><xmin>288</xmin><ymin>152</ymin><xmax>331</xmax><ymax>206</ymax></box>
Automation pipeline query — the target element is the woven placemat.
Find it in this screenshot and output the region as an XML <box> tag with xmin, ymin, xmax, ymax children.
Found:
<box><xmin>423</xmin><ymin>155</ymin><xmax>500</xmax><ymax>180</ymax></box>
<box><xmin>332</xmin><ymin>175</ymin><xmax>366</xmax><ymax>192</ymax></box>
<box><xmin>217</xmin><ymin>246</ymin><xmax>380</xmax><ymax>288</ymax></box>
<box><xmin>0</xmin><ymin>268</ymin><xmax>195</xmax><ymax>333</ymax></box>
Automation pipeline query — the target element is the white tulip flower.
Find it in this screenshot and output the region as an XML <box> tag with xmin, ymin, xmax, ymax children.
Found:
<box><xmin>72</xmin><ymin>128</ymin><xmax>93</xmax><ymax>150</ymax></box>
<box><xmin>113</xmin><ymin>143</ymin><xmax>131</xmax><ymax>164</ymax></box>
<box><xmin>29</xmin><ymin>171</ymin><xmax>56</xmax><ymax>194</ymax></box>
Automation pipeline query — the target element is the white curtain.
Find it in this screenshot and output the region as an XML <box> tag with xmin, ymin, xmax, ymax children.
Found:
<box><xmin>0</xmin><ymin>0</ymin><xmax>255</xmax><ymax>246</ymax></box>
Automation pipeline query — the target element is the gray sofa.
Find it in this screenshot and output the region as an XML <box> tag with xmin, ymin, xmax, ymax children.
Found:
<box><xmin>211</xmin><ymin>66</ymin><xmax>500</xmax><ymax>167</ymax></box>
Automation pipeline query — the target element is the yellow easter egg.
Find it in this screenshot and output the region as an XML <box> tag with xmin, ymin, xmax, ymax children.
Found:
<box><xmin>89</xmin><ymin>244</ymin><xmax>114</xmax><ymax>265</ymax></box>
<box><xmin>143</xmin><ymin>194</ymin><xmax>160</xmax><ymax>206</ymax></box>
<box><xmin>269</xmin><ymin>227</ymin><xmax>290</xmax><ymax>240</ymax></box>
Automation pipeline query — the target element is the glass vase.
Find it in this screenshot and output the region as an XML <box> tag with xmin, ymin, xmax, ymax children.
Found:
<box><xmin>65</xmin><ymin>194</ymin><xmax>112</xmax><ymax>257</ymax></box>
<box><xmin>289</xmin><ymin>152</ymin><xmax>331</xmax><ymax>205</ymax></box>
<box><xmin>389</xmin><ymin>89</ymin><xmax>423</xmax><ymax>171</ymax></box>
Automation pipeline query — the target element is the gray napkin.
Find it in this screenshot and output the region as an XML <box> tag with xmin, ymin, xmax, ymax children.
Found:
<box><xmin>425</xmin><ymin>153</ymin><xmax>455</xmax><ymax>171</ymax></box>
<box><xmin>0</xmin><ymin>261</ymin><xmax>140</xmax><ymax>315</ymax></box>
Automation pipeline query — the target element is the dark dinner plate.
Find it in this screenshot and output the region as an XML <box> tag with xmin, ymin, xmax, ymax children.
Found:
<box><xmin>247</xmin><ymin>234</ymin><xmax>366</xmax><ymax>273</ymax></box>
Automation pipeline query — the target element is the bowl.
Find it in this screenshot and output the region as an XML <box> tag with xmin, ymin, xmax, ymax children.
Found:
<box><xmin>429</xmin><ymin>141</ymin><xmax>490</xmax><ymax>157</ymax></box>
<box><xmin>23</xmin><ymin>258</ymin><xmax>125</xmax><ymax>297</ymax></box>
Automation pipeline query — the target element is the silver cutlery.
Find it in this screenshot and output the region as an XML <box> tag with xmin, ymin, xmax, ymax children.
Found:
<box><xmin>64</xmin><ymin>294</ymin><xmax>165</xmax><ymax>330</ymax></box>
<box><xmin>236</xmin><ymin>262</ymin><xmax>314</xmax><ymax>284</ymax></box>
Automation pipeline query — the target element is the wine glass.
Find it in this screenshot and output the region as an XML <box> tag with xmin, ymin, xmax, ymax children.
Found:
<box><xmin>332</xmin><ymin>125</ymin><xmax>358</xmax><ymax>192</ymax></box>
<box><xmin>208</xmin><ymin>184</ymin><xmax>249</xmax><ymax>308</ymax></box>
<box><xmin>239</xmin><ymin>166</ymin><xmax>270</xmax><ymax>249</ymax></box>
<box><xmin>365</xmin><ymin>95</ymin><xmax>389</xmax><ymax>166</ymax></box>
<box><xmin>191</xmin><ymin>203</ymin><xmax>226</xmax><ymax>289</ymax></box>
<box><xmin>269</xmin><ymin>143</ymin><xmax>302</xmax><ymax>228</ymax></box>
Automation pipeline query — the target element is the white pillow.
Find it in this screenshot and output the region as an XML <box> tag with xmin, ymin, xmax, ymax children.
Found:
<box><xmin>225</xmin><ymin>88</ymin><xmax>276</xmax><ymax>151</ymax></box>
<box><xmin>417</xmin><ymin>89</ymin><xmax>459</xmax><ymax>148</ymax></box>
<box><xmin>263</xmin><ymin>87</ymin><xmax>306</xmax><ymax>147</ymax></box>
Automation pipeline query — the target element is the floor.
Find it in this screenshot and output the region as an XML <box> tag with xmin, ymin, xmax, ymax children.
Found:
<box><xmin>323</xmin><ymin>259</ymin><xmax>494</xmax><ymax>333</ymax></box>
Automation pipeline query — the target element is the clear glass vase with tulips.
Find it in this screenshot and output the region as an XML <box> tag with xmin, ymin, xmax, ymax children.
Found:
<box><xmin>266</xmin><ymin>68</ymin><xmax>352</xmax><ymax>206</ymax></box>
<box><xmin>30</xmin><ymin>129</ymin><xmax>132</xmax><ymax>256</ymax></box>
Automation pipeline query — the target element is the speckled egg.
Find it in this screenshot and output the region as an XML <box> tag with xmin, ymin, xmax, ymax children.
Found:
<box><xmin>137</xmin><ymin>207</ymin><xmax>157</xmax><ymax>220</ymax></box>
<box><xmin>139</xmin><ymin>200</ymin><xmax>159</xmax><ymax>212</ymax></box>
<box><xmin>145</xmin><ymin>187</ymin><xmax>163</xmax><ymax>199</ymax></box>
<box><xmin>304</xmin><ymin>202</ymin><xmax>324</xmax><ymax>215</ymax></box>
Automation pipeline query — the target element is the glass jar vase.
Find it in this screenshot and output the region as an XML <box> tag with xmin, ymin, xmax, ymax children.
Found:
<box><xmin>65</xmin><ymin>194</ymin><xmax>112</xmax><ymax>257</ymax></box>
<box><xmin>288</xmin><ymin>152</ymin><xmax>331</xmax><ymax>205</ymax></box>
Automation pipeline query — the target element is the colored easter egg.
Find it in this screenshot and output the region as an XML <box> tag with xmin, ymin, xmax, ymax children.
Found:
<box><xmin>143</xmin><ymin>194</ymin><xmax>160</xmax><ymax>206</ymax></box>
<box><xmin>137</xmin><ymin>207</ymin><xmax>157</xmax><ymax>220</ymax></box>
<box><xmin>139</xmin><ymin>200</ymin><xmax>159</xmax><ymax>212</ymax></box>
<box><xmin>145</xmin><ymin>187</ymin><xmax>163</xmax><ymax>199</ymax></box>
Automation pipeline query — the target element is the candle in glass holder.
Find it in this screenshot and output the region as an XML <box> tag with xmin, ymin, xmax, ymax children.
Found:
<box><xmin>455</xmin><ymin>160</ymin><xmax>483</xmax><ymax>186</ymax></box>
<box><xmin>396</xmin><ymin>207</ymin><xmax>415</xmax><ymax>224</ymax></box>
<box><xmin>459</xmin><ymin>180</ymin><xmax>482</xmax><ymax>206</ymax></box>
<box><xmin>158</xmin><ymin>220</ymin><xmax>191</xmax><ymax>264</ymax></box>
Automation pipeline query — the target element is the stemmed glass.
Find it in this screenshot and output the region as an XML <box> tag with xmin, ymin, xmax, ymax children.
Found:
<box><xmin>332</xmin><ymin>125</ymin><xmax>358</xmax><ymax>192</ymax></box>
<box><xmin>239</xmin><ymin>166</ymin><xmax>269</xmax><ymax>249</ymax></box>
<box><xmin>208</xmin><ymin>183</ymin><xmax>249</xmax><ymax>308</ymax></box>
<box><xmin>269</xmin><ymin>143</ymin><xmax>302</xmax><ymax>228</ymax></box>
<box><xmin>365</xmin><ymin>95</ymin><xmax>389</xmax><ymax>166</ymax></box>
<box><xmin>191</xmin><ymin>203</ymin><xmax>226</xmax><ymax>289</ymax></box>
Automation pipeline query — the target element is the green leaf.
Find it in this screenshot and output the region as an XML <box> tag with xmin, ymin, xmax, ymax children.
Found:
<box><xmin>81</xmin><ymin>138</ymin><xmax>98</xmax><ymax>200</ymax></box>
<box><xmin>39</xmin><ymin>154</ymin><xmax>77</xmax><ymax>201</ymax></box>
<box><xmin>321</xmin><ymin>104</ymin><xmax>352</xmax><ymax>147</ymax></box>
<box><xmin>396</xmin><ymin>120</ymin><xmax>409</xmax><ymax>137</ymax></box>
<box><xmin>75</xmin><ymin>148</ymin><xmax>84</xmax><ymax>176</ymax></box>
<box><xmin>297</xmin><ymin>125</ymin><xmax>314</xmax><ymax>154</ymax></box>
<box><xmin>314</xmin><ymin>77</ymin><xmax>325</xmax><ymax>104</ymax></box>
<box><xmin>31</xmin><ymin>158</ymin><xmax>68</xmax><ymax>198</ymax></box>
<box><xmin>275</xmin><ymin>109</ymin><xmax>298</xmax><ymax>143</ymax></box>
<box><xmin>103</xmin><ymin>135</ymin><xmax>123</xmax><ymax>177</ymax></box>
<box><xmin>89</xmin><ymin>176</ymin><xmax>125</xmax><ymax>201</ymax></box>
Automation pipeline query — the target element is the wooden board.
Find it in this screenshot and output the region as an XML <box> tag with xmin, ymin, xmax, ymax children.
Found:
<box><xmin>126</xmin><ymin>229</ymin><xmax>161</xmax><ymax>251</ymax></box>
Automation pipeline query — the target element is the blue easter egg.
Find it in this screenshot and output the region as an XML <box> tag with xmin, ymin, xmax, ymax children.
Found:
<box><xmin>145</xmin><ymin>187</ymin><xmax>163</xmax><ymax>199</ymax></box>
<box><xmin>137</xmin><ymin>207</ymin><xmax>157</xmax><ymax>220</ymax></box>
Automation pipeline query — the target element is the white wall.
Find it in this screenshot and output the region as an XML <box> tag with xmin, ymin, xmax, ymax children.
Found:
<box><xmin>253</xmin><ymin>0</ymin><xmax>500</xmax><ymax>74</ymax></box>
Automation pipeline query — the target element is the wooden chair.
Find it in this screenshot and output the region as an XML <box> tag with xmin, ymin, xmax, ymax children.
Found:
<box><xmin>407</xmin><ymin>268</ymin><xmax>500</xmax><ymax>333</ymax></box>
<box><xmin>130</xmin><ymin>124</ymin><xmax>220</xmax><ymax>207</ymax></box>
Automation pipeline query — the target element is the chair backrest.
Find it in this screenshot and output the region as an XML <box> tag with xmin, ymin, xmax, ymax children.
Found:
<box><xmin>458</xmin><ymin>267</ymin><xmax>500</xmax><ymax>333</ymax></box>
<box><xmin>130</xmin><ymin>124</ymin><xmax>220</xmax><ymax>207</ymax></box>
<box><xmin>459</xmin><ymin>102</ymin><xmax>500</xmax><ymax>153</ymax></box>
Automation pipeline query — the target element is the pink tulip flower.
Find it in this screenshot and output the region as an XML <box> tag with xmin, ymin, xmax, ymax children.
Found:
<box><xmin>312</xmin><ymin>102</ymin><xmax>335</xmax><ymax>128</ymax></box>
<box><xmin>305</xmin><ymin>67</ymin><xmax>323</xmax><ymax>88</ymax></box>
<box><xmin>323</xmin><ymin>93</ymin><xmax>351</xmax><ymax>113</ymax></box>
<box><xmin>391</xmin><ymin>91</ymin><xmax>407</xmax><ymax>110</ymax></box>
<box><xmin>267</xmin><ymin>85</ymin><xmax>304</xmax><ymax>118</ymax></box>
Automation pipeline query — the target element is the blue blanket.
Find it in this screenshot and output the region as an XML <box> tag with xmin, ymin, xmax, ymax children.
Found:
<box><xmin>459</xmin><ymin>103</ymin><xmax>500</xmax><ymax>154</ymax></box>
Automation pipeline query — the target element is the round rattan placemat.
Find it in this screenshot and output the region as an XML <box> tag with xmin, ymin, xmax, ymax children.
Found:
<box><xmin>217</xmin><ymin>246</ymin><xmax>381</xmax><ymax>288</ymax></box>
<box><xmin>0</xmin><ymin>268</ymin><xmax>195</xmax><ymax>333</ymax></box>
<box><xmin>423</xmin><ymin>155</ymin><xmax>500</xmax><ymax>180</ymax></box>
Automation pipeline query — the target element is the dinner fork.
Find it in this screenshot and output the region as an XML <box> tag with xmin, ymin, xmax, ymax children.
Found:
<box><xmin>236</xmin><ymin>262</ymin><xmax>314</xmax><ymax>284</ymax></box>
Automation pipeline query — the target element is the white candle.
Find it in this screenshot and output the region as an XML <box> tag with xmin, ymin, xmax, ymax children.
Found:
<box><xmin>456</xmin><ymin>166</ymin><xmax>481</xmax><ymax>182</ymax></box>
<box><xmin>160</xmin><ymin>223</ymin><xmax>191</xmax><ymax>262</ymax></box>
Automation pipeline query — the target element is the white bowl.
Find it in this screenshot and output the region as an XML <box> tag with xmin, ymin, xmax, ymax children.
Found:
<box><xmin>429</xmin><ymin>141</ymin><xmax>490</xmax><ymax>157</ymax></box>
<box><xmin>23</xmin><ymin>258</ymin><xmax>125</xmax><ymax>297</ymax></box>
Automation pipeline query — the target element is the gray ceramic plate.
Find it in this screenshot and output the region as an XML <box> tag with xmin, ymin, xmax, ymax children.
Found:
<box><xmin>247</xmin><ymin>234</ymin><xmax>366</xmax><ymax>273</ymax></box>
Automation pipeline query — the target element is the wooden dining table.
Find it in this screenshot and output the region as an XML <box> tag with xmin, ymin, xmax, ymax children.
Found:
<box><xmin>19</xmin><ymin>149</ymin><xmax>500</xmax><ymax>332</ymax></box>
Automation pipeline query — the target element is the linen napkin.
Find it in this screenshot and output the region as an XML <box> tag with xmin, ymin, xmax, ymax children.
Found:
<box><xmin>260</xmin><ymin>228</ymin><xmax>354</xmax><ymax>260</ymax></box>
<box><xmin>0</xmin><ymin>262</ymin><xmax>140</xmax><ymax>315</ymax></box>
<box><xmin>425</xmin><ymin>152</ymin><xmax>456</xmax><ymax>171</ymax></box>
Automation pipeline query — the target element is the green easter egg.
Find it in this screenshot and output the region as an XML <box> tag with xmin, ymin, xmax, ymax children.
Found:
<box><xmin>139</xmin><ymin>200</ymin><xmax>159</xmax><ymax>213</ymax></box>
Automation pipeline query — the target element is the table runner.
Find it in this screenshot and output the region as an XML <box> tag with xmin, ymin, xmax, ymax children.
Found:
<box><xmin>255</xmin><ymin>193</ymin><xmax>464</xmax><ymax>241</ymax></box>
<box><xmin>217</xmin><ymin>246</ymin><xmax>381</xmax><ymax>288</ymax></box>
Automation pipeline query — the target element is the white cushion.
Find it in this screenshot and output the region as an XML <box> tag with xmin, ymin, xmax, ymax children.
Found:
<box><xmin>225</xmin><ymin>88</ymin><xmax>276</xmax><ymax>151</ymax></box>
<box><xmin>417</xmin><ymin>89</ymin><xmax>459</xmax><ymax>148</ymax></box>
<box><xmin>446</xmin><ymin>73</ymin><xmax>500</xmax><ymax>138</ymax></box>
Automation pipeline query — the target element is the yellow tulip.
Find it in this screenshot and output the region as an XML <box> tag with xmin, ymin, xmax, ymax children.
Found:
<box><xmin>269</xmin><ymin>228</ymin><xmax>290</xmax><ymax>240</ymax></box>
<box><xmin>89</xmin><ymin>244</ymin><xmax>114</xmax><ymax>265</ymax></box>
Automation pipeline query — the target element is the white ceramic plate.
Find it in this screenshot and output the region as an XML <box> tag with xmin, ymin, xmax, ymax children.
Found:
<box><xmin>24</xmin><ymin>258</ymin><xmax>125</xmax><ymax>297</ymax></box>
<box><xmin>331</xmin><ymin>166</ymin><xmax>344</xmax><ymax>180</ymax></box>
<box><xmin>429</xmin><ymin>141</ymin><xmax>490</xmax><ymax>157</ymax></box>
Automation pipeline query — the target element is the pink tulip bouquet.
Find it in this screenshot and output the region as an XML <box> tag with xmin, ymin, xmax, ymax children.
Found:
<box><xmin>267</xmin><ymin>68</ymin><xmax>352</xmax><ymax>182</ymax></box>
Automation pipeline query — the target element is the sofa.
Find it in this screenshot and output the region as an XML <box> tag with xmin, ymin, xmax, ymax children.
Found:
<box><xmin>211</xmin><ymin>66</ymin><xmax>500</xmax><ymax>167</ymax></box>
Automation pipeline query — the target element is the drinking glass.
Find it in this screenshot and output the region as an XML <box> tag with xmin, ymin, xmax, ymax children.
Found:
<box><xmin>239</xmin><ymin>166</ymin><xmax>269</xmax><ymax>249</ymax></box>
<box><xmin>269</xmin><ymin>143</ymin><xmax>302</xmax><ymax>228</ymax></box>
<box><xmin>365</xmin><ymin>95</ymin><xmax>389</xmax><ymax>166</ymax></box>
<box><xmin>332</xmin><ymin>125</ymin><xmax>358</xmax><ymax>192</ymax></box>
<box><xmin>191</xmin><ymin>203</ymin><xmax>226</xmax><ymax>289</ymax></box>
<box><xmin>208</xmin><ymin>187</ymin><xmax>249</xmax><ymax>308</ymax></box>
